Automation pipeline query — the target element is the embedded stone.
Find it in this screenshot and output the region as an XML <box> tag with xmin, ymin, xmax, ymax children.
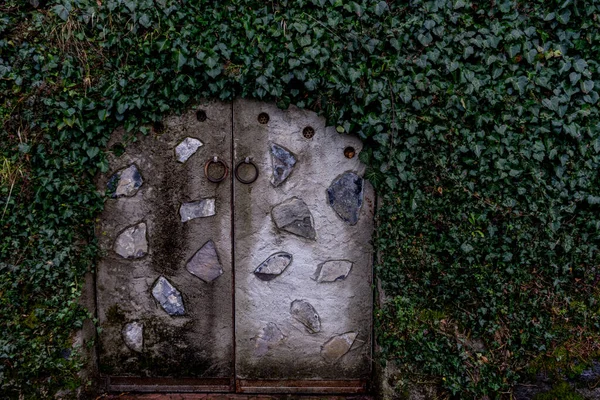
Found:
<box><xmin>270</xmin><ymin>143</ymin><xmax>297</xmax><ymax>187</ymax></box>
<box><xmin>180</xmin><ymin>198</ymin><xmax>216</xmax><ymax>222</ymax></box>
<box><xmin>312</xmin><ymin>260</ymin><xmax>353</xmax><ymax>283</ymax></box>
<box><xmin>271</xmin><ymin>197</ymin><xmax>316</xmax><ymax>240</ymax></box>
<box><xmin>175</xmin><ymin>137</ymin><xmax>203</xmax><ymax>163</ymax></box>
<box><xmin>122</xmin><ymin>321</ymin><xmax>144</xmax><ymax>353</ymax></box>
<box><xmin>108</xmin><ymin>164</ymin><xmax>143</xmax><ymax>198</ymax></box>
<box><xmin>327</xmin><ymin>172</ymin><xmax>364</xmax><ymax>225</ymax></box>
<box><xmin>114</xmin><ymin>222</ymin><xmax>148</xmax><ymax>259</ymax></box>
<box><xmin>254</xmin><ymin>322</ymin><xmax>285</xmax><ymax>357</ymax></box>
<box><xmin>290</xmin><ymin>299</ymin><xmax>321</xmax><ymax>333</ymax></box>
<box><xmin>321</xmin><ymin>332</ymin><xmax>357</xmax><ymax>362</ymax></box>
<box><xmin>152</xmin><ymin>276</ymin><xmax>185</xmax><ymax>316</ymax></box>
<box><xmin>254</xmin><ymin>252</ymin><xmax>293</xmax><ymax>281</ymax></box>
<box><xmin>186</xmin><ymin>240</ymin><xmax>223</xmax><ymax>283</ymax></box>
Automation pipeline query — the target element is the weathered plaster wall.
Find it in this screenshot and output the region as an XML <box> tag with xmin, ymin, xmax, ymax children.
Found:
<box><xmin>94</xmin><ymin>99</ymin><xmax>374</xmax><ymax>387</ymax></box>
<box><xmin>95</xmin><ymin>101</ymin><xmax>233</xmax><ymax>378</ymax></box>
<box><xmin>233</xmin><ymin>99</ymin><xmax>374</xmax><ymax>380</ymax></box>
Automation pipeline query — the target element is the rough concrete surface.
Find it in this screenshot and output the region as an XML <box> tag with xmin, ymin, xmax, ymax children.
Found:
<box><xmin>95</xmin><ymin>99</ymin><xmax>374</xmax><ymax>387</ymax></box>
<box><xmin>95</xmin><ymin>100</ymin><xmax>233</xmax><ymax>378</ymax></box>
<box><xmin>233</xmin><ymin>99</ymin><xmax>374</xmax><ymax>380</ymax></box>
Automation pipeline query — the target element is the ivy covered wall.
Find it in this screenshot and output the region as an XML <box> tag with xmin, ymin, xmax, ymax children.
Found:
<box><xmin>1</xmin><ymin>0</ymin><xmax>599</xmax><ymax>398</ymax></box>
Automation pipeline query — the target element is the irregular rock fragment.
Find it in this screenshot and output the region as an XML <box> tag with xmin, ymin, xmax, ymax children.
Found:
<box><xmin>175</xmin><ymin>137</ymin><xmax>203</xmax><ymax>163</ymax></box>
<box><xmin>290</xmin><ymin>299</ymin><xmax>321</xmax><ymax>333</ymax></box>
<box><xmin>114</xmin><ymin>222</ymin><xmax>148</xmax><ymax>259</ymax></box>
<box><xmin>108</xmin><ymin>164</ymin><xmax>143</xmax><ymax>198</ymax></box>
<box><xmin>186</xmin><ymin>240</ymin><xmax>223</xmax><ymax>283</ymax></box>
<box><xmin>312</xmin><ymin>260</ymin><xmax>353</xmax><ymax>283</ymax></box>
<box><xmin>327</xmin><ymin>172</ymin><xmax>364</xmax><ymax>225</ymax></box>
<box><xmin>271</xmin><ymin>197</ymin><xmax>316</xmax><ymax>240</ymax></box>
<box><xmin>122</xmin><ymin>321</ymin><xmax>144</xmax><ymax>353</ymax></box>
<box><xmin>254</xmin><ymin>252</ymin><xmax>293</xmax><ymax>281</ymax></box>
<box><xmin>152</xmin><ymin>276</ymin><xmax>185</xmax><ymax>316</ymax></box>
<box><xmin>180</xmin><ymin>198</ymin><xmax>216</xmax><ymax>222</ymax></box>
<box><xmin>270</xmin><ymin>143</ymin><xmax>297</xmax><ymax>186</ymax></box>
<box><xmin>321</xmin><ymin>332</ymin><xmax>357</xmax><ymax>362</ymax></box>
<box><xmin>254</xmin><ymin>322</ymin><xmax>285</xmax><ymax>357</ymax></box>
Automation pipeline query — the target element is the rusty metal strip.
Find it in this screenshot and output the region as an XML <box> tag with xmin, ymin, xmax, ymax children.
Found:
<box><xmin>107</xmin><ymin>376</ymin><xmax>231</xmax><ymax>393</ymax></box>
<box><xmin>236</xmin><ymin>379</ymin><xmax>368</xmax><ymax>394</ymax></box>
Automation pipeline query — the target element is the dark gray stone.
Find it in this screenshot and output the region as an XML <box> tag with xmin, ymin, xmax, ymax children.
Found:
<box><xmin>321</xmin><ymin>332</ymin><xmax>357</xmax><ymax>362</ymax></box>
<box><xmin>271</xmin><ymin>197</ymin><xmax>316</xmax><ymax>240</ymax></box>
<box><xmin>312</xmin><ymin>260</ymin><xmax>353</xmax><ymax>283</ymax></box>
<box><xmin>290</xmin><ymin>299</ymin><xmax>321</xmax><ymax>333</ymax></box>
<box><xmin>270</xmin><ymin>143</ymin><xmax>297</xmax><ymax>187</ymax></box>
<box><xmin>327</xmin><ymin>172</ymin><xmax>364</xmax><ymax>225</ymax></box>
<box><xmin>114</xmin><ymin>222</ymin><xmax>148</xmax><ymax>259</ymax></box>
<box><xmin>254</xmin><ymin>252</ymin><xmax>293</xmax><ymax>281</ymax></box>
<box><xmin>108</xmin><ymin>164</ymin><xmax>143</xmax><ymax>198</ymax></box>
<box><xmin>152</xmin><ymin>276</ymin><xmax>185</xmax><ymax>316</ymax></box>
<box><xmin>179</xmin><ymin>198</ymin><xmax>216</xmax><ymax>222</ymax></box>
<box><xmin>186</xmin><ymin>240</ymin><xmax>223</xmax><ymax>283</ymax></box>
<box><xmin>254</xmin><ymin>322</ymin><xmax>285</xmax><ymax>357</ymax></box>
<box><xmin>175</xmin><ymin>137</ymin><xmax>203</xmax><ymax>163</ymax></box>
<box><xmin>122</xmin><ymin>321</ymin><xmax>144</xmax><ymax>352</ymax></box>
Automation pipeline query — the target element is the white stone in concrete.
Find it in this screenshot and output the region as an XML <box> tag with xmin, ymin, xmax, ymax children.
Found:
<box><xmin>175</xmin><ymin>137</ymin><xmax>203</xmax><ymax>163</ymax></box>
<box><xmin>186</xmin><ymin>240</ymin><xmax>223</xmax><ymax>283</ymax></box>
<box><xmin>290</xmin><ymin>299</ymin><xmax>321</xmax><ymax>333</ymax></box>
<box><xmin>271</xmin><ymin>197</ymin><xmax>316</xmax><ymax>240</ymax></box>
<box><xmin>254</xmin><ymin>252</ymin><xmax>293</xmax><ymax>281</ymax></box>
<box><xmin>312</xmin><ymin>260</ymin><xmax>353</xmax><ymax>283</ymax></box>
<box><xmin>254</xmin><ymin>322</ymin><xmax>285</xmax><ymax>357</ymax></box>
<box><xmin>270</xmin><ymin>143</ymin><xmax>296</xmax><ymax>186</ymax></box>
<box><xmin>152</xmin><ymin>276</ymin><xmax>185</xmax><ymax>316</ymax></box>
<box><xmin>109</xmin><ymin>164</ymin><xmax>143</xmax><ymax>198</ymax></box>
<box><xmin>179</xmin><ymin>198</ymin><xmax>216</xmax><ymax>222</ymax></box>
<box><xmin>122</xmin><ymin>321</ymin><xmax>144</xmax><ymax>352</ymax></box>
<box><xmin>321</xmin><ymin>332</ymin><xmax>357</xmax><ymax>362</ymax></box>
<box><xmin>114</xmin><ymin>222</ymin><xmax>148</xmax><ymax>259</ymax></box>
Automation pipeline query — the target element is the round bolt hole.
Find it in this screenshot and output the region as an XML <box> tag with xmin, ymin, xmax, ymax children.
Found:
<box><xmin>344</xmin><ymin>146</ymin><xmax>356</xmax><ymax>159</ymax></box>
<box><xmin>302</xmin><ymin>126</ymin><xmax>315</xmax><ymax>139</ymax></box>
<box><xmin>196</xmin><ymin>110</ymin><xmax>207</xmax><ymax>122</ymax></box>
<box><xmin>110</xmin><ymin>143</ymin><xmax>126</xmax><ymax>157</ymax></box>
<box><xmin>153</xmin><ymin>121</ymin><xmax>165</xmax><ymax>134</ymax></box>
<box><xmin>257</xmin><ymin>112</ymin><xmax>270</xmax><ymax>124</ymax></box>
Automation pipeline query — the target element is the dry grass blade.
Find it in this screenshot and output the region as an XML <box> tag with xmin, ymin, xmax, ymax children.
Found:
<box><xmin>0</xmin><ymin>157</ymin><xmax>24</xmax><ymax>220</ymax></box>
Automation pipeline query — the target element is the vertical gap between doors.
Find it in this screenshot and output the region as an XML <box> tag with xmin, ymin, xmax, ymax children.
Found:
<box><xmin>230</xmin><ymin>101</ymin><xmax>237</xmax><ymax>392</ymax></box>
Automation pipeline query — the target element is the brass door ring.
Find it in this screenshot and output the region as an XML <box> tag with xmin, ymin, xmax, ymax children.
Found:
<box><xmin>235</xmin><ymin>157</ymin><xmax>259</xmax><ymax>184</ymax></box>
<box><xmin>204</xmin><ymin>156</ymin><xmax>229</xmax><ymax>183</ymax></box>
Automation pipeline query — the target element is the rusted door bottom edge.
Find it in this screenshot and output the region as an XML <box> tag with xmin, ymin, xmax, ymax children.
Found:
<box><xmin>106</xmin><ymin>377</ymin><xmax>367</xmax><ymax>394</ymax></box>
<box><xmin>237</xmin><ymin>379</ymin><xmax>367</xmax><ymax>394</ymax></box>
<box><xmin>107</xmin><ymin>377</ymin><xmax>231</xmax><ymax>393</ymax></box>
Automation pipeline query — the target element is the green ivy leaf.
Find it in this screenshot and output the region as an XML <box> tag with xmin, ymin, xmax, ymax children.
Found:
<box><xmin>52</xmin><ymin>5</ymin><xmax>70</xmax><ymax>21</ymax></box>
<box><xmin>86</xmin><ymin>147</ymin><xmax>100</xmax><ymax>159</ymax></box>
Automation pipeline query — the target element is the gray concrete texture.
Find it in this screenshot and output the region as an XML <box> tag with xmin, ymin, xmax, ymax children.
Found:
<box><xmin>96</xmin><ymin>100</ymin><xmax>233</xmax><ymax>377</ymax></box>
<box><xmin>95</xmin><ymin>99</ymin><xmax>374</xmax><ymax>382</ymax></box>
<box><xmin>233</xmin><ymin>99</ymin><xmax>374</xmax><ymax>380</ymax></box>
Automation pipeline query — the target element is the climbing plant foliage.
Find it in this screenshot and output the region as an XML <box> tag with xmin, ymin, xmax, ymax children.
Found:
<box><xmin>1</xmin><ymin>0</ymin><xmax>599</xmax><ymax>398</ymax></box>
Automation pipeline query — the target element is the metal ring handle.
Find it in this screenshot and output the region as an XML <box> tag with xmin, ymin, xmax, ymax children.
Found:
<box><xmin>204</xmin><ymin>156</ymin><xmax>229</xmax><ymax>183</ymax></box>
<box><xmin>235</xmin><ymin>157</ymin><xmax>259</xmax><ymax>184</ymax></box>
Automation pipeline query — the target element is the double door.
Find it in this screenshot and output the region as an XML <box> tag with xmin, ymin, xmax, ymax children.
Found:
<box><xmin>96</xmin><ymin>99</ymin><xmax>374</xmax><ymax>393</ymax></box>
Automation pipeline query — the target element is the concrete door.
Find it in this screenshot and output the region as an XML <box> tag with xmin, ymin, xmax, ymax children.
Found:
<box><xmin>95</xmin><ymin>100</ymin><xmax>374</xmax><ymax>393</ymax></box>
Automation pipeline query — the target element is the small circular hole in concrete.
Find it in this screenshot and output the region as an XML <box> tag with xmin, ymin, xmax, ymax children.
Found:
<box><xmin>110</xmin><ymin>143</ymin><xmax>126</xmax><ymax>157</ymax></box>
<box><xmin>196</xmin><ymin>110</ymin><xmax>207</xmax><ymax>122</ymax></box>
<box><xmin>153</xmin><ymin>121</ymin><xmax>165</xmax><ymax>134</ymax></box>
<box><xmin>344</xmin><ymin>146</ymin><xmax>356</xmax><ymax>159</ymax></box>
<box><xmin>258</xmin><ymin>112</ymin><xmax>270</xmax><ymax>124</ymax></box>
<box><xmin>302</xmin><ymin>126</ymin><xmax>315</xmax><ymax>139</ymax></box>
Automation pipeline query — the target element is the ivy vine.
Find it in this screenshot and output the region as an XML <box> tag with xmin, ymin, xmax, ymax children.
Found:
<box><xmin>1</xmin><ymin>0</ymin><xmax>599</xmax><ymax>398</ymax></box>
